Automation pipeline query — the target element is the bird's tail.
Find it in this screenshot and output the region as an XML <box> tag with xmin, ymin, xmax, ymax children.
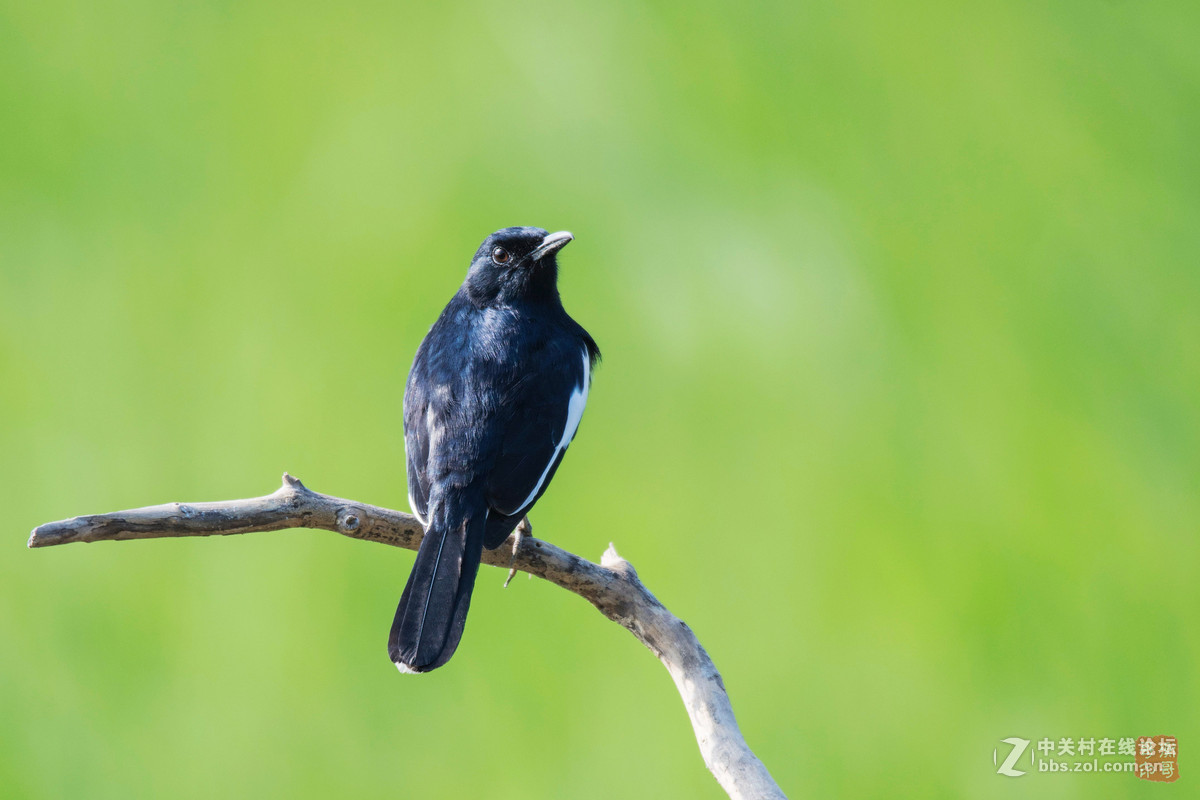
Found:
<box><xmin>388</xmin><ymin>502</ymin><xmax>486</xmax><ymax>674</ymax></box>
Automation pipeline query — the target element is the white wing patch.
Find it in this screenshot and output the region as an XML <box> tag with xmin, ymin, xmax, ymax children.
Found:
<box><xmin>512</xmin><ymin>349</ymin><xmax>590</xmax><ymax>514</ymax></box>
<box><xmin>407</xmin><ymin>490</ymin><xmax>428</xmax><ymax>528</ymax></box>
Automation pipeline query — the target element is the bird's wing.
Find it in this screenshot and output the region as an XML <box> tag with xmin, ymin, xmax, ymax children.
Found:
<box><xmin>403</xmin><ymin>367</ymin><xmax>433</xmax><ymax>527</ymax></box>
<box><xmin>485</xmin><ymin>348</ymin><xmax>590</xmax><ymax>520</ymax></box>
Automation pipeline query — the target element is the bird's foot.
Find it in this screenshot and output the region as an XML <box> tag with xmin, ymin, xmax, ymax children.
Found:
<box><xmin>504</xmin><ymin>516</ymin><xmax>532</xmax><ymax>588</ymax></box>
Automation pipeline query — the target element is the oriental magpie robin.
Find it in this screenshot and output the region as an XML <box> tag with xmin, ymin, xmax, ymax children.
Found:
<box><xmin>389</xmin><ymin>227</ymin><xmax>599</xmax><ymax>673</ymax></box>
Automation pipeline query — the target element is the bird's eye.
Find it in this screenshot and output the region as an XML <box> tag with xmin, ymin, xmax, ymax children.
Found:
<box><xmin>492</xmin><ymin>247</ymin><xmax>511</xmax><ymax>265</ymax></box>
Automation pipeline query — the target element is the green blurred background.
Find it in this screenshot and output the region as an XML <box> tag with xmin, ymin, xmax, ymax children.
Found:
<box><xmin>2</xmin><ymin>1</ymin><xmax>1197</xmax><ymax>797</ymax></box>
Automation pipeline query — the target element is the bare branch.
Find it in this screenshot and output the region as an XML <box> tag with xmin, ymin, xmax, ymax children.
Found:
<box><xmin>28</xmin><ymin>474</ymin><xmax>786</xmax><ymax>800</ymax></box>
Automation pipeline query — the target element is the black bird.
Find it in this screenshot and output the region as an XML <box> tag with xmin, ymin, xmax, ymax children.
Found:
<box><xmin>389</xmin><ymin>226</ymin><xmax>599</xmax><ymax>674</ymax></box>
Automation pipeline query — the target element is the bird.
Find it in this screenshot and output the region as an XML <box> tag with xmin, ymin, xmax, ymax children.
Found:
<box><xmin>389</xmin><ymin>226</ymin><xmax>600</xmax><ymax>674</ymax></box>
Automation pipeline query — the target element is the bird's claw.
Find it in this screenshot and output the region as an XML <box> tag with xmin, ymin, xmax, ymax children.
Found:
<box><xmin>504</xmin><ymin>516</ymin><xmax>531</xmax><ymax>588</ymax></box>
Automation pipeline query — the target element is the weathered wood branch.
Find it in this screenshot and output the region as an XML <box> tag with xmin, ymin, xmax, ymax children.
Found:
<box><xmin>28</xmin><ymin>474</ymin><xmax>786</xmax><ymax>800</ymax></box>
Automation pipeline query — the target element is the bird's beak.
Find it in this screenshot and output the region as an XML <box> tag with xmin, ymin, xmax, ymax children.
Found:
<box><xmin>529</xmin><ymin>231</ymin><xmax>574</xmax><ymax>261</ymax></box>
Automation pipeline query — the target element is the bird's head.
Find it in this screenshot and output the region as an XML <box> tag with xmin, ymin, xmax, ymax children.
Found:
<box><xmin>463</xmin><ymin>226</ymin><xmax>574</xmax><ymax>307</ymax></box>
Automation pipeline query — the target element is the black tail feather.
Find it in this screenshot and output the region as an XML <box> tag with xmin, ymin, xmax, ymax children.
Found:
<box><xmin>388</xmin><ymin>509</ymin><xmax>486</xmax><ymax>673</ymax></box>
